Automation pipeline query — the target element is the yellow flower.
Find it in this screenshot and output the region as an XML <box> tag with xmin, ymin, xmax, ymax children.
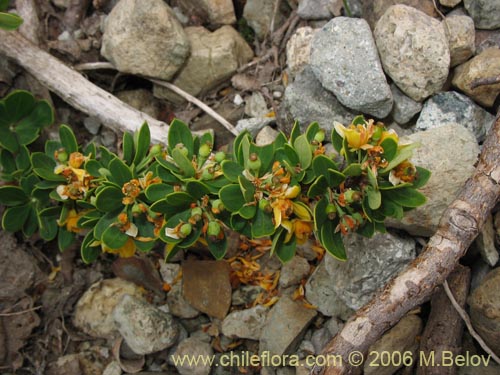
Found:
<box><xmin>102</xmin><ymin>237</ymin><xmax>136</xmax><ymax>258</ymax></box>
<box><xmin>58</xmin><ymin>209</ymin><xmax>84</xmax><ymax>233</ymax></box>
<box><xmin>378</xmin><ymin>129</ymin><xmax>399</xmax><ymax>144</ymax></box>
<box><xmin>334</xmin><ymin>121</ymin><xmax>374</xmax><ymax>151</ymax></box>
<box><xmin>282</xmin><ymin>219</ymin><xmax>313</xmax><ymax>244</ymax></box>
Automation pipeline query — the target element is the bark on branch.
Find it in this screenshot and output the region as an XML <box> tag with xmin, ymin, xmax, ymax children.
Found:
<box><xmin>316</xmin><ymin>114</ymin><xmax>500</xmax><ymax>375</ymax></box>
<box><xmin>0</xmin><ymin>30</ymin><xmax>170</xmax><ymax>144</ymax></box>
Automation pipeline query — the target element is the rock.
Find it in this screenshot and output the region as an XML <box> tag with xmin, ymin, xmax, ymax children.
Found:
<box><xmin>182</xmin><ymin>260</ymin><xmax>232</xmax><ymax>319</ymax></box>
<box><xmin>452</xmin><ymin>48</ymin><xmax>500</xmax><ymax>107</ymax></box>
<box><xmin>46</xmin><ymin>354</ymin><xmax>82</xmax><ymax>375</ymax></box>
<box><xmin>243</xmin><ymin>0</ymin><xmax>285</xmax><ymax>40</ymax></box>
<box><xmin>83</xmin><ymin>116</ymin><xmax>101</xmax><ymax>135</ymax></box>
<box><xmin>311</xmin><ymin>17</ymin><xmax>393</xmax><ymax>118</ymax></box>
<box><xmin>167</xmin><ymin>283</ymin><xmax>200</xmax><ymax>319</ymax></box>
<box><xmin>154</xmin><ymin>26</ymin><xmax>253</xmax><ymax>100</ymax></box>
<box><xmin>458</xmin><ymin>363</ymin><xmax>500</xmax><ymax>375</ymax></box>
<box><xmin>235</xmin><ymin>117</ymin><xmax>275</xmax><ymax>137</ymax></box>
<box><xmin>374</xmin><ymin>5</ymin><xmax>450</xmax><ymax>102</ymax></box>
<box><xmin>444</xmin><ymin>15</ymin><xmax>475</xmax><ymax>67</ymax></box>
<box><xmin>102</xmin><ymin>361</ymin><xmax>121</xmax><ymax>375</ymax></box>
<box><xmin>101</xmin><ymin>0</ymin><xmax>189</xmax><ymax>80</ymax></box>
<box><xmin>100</xmin><ymin>128</ymin><xmax>117</xmax><ymax>148</ymax></box>
<box><xmin>475</xmin><ymin>29</ymin><xmax>500</xmax><ymax>55</ymax></box>
<box><xmin>113</xmin><ymin>295</ymin><xmax>179</xmax><ymax>355</ymax></box>
<box><xmin>468</xmin><ymin>268</ymin><xmax>500</xmax><ymax>356</ymax></box>
<box><xmin>439</xmin><ymin>0</ymin><xmax>462</xmax><ymax>6</ymax></box>
<box><xmin>470</xmin><ymin>258</ymin><xmax>492</xmax><ymax>292</ymax></box>
<box><xmin>296</xmin><ymin>238</ymin><xmax>322</xmax><ymax>261</ymax></box>
<box><xmin>159</xmin><ymin>261</ymin><xmax>181</xmax><ymax>285</ymax></box>
<box><xmin>311</xmin><ymin>327</ymin><xmax>332</xmax><ymax>354</ymax></box>
<box><xmin>386</xmin><ymin>124</ymin><xmax>480</xmax><ymax>236</ymax></box>
<box><xmin>475</xmin><ymin>215</ymin><xmax>499</xmax><ymax>267</ymax></box>
<box><xmin>179</xmin><ymin>0</ymin><xmax>236</xmax><ymax>25</ymax></box>
<box><xmin>362</xmin><ymin>0</ymin><xmax>439</xmax><ymax>30</ymax></box>
<box><xmin>255</xmin><ymin>126</ymin><xmax>279</xmax><ymax>146</ymax></box>
<box><xmin>286</xmin><ymin>27</ymin><xmax>318</xmax><ymax>77</ymax></box>
<box><xmin>464</xmin><ymin>0</ymin><xmax>500</xmax><ymax>29</ymax></box>
<box><xmin>390</xmin><ymin>83</ymin><xmax>422</xmax><ymax>125</ymax></box>
<box><xmin>221</xmin><ymin>305</ymin><xmax>268</xmax><ymax>340</ymax></box>
<box><xmin>326</xmin><ymin>317</ymin><xmax>344</xmax><ymax>336</ymax></box>
<box><xmin>245</xmin><ymin>92</ymin><xmax>268</xmax><ymax>118</ymax></box>
<box><xmin>279</xmin><ymin>256</ymin><xmax>310</xmax><ymax>288</ymax></box>
<box><xmin>115</xmin><ymin>89</ymin><xmax>161</xmax><ymax>119</ymax></box>
<box><xmin>232</xmin><ymin>285</ymin><xmax>262</xmax><ymax>305</ymax></box>
<box><xmin>172</xmin><ymin>337</ymin><xmax>213</xmax><ymax>375</ymax></box>
<box><xmin>73</xmin><ymin>278</ymin><xmax>143</xmax><ymax>338</ymax></box>
<box><xmin>297</xmin><ymin>0</ymin><xmax>333</xmax><ymax>19</ymax></box>
<box><xmin>325</xmin><ymin>232</ymin><xmax>415</xmax><ymax>309</ymax></box>
<box><xmin>283</xmin><ymin>66</ymin><xmax>356</xmax><ymax>137</ymax></box>
<box><xmin>304</xmin><ymin>259</ymin><xmax>353</xmax><ymax>319</ymax></box>
<box><xmin>259</xmin><ymin>296</ymin><xmax>317</xmax><ymax>356</ymax></box>
<box><xmin>415</xmin><ymin>91</ymin><xmax>494</xmax><ymax>142</ymax></box>
<box><xmin>364</xmin><ymin>314</ymin><xmax>423</xmax><ymax>375</ymax></box>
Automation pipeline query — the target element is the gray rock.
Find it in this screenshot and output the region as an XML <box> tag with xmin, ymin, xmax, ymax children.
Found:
<box><xmin>374</xmin><ymin>5</ymin><xmax>450</xmax><ymax>102</ymax></box>
<box><xmin>113</xmin><ymin>295</ymin><xmax>179</xmax><ymax>355</ymax></box>
<box><xmin>102</xmin><ymin>361</ymin><xmax>121</xmax><ymax>375</ymax></box>
<box><xmin>73</xmin><ymin>278</ymin><xmax>143</xmax><ymax>339</ymax></box>
<box><xmin>311</xmin><ymin>17</ymin><xmax>393</xmax><ymax>118</ymax></box>
<box><xmin>464</xmin><ymin>0</ymin><xmax>500</xmax><ymax>29</ymax></box>
<box><xmin>279</xmin><ymin>256</ymin><xmax>310</xmax><ymax>288</ymax></box>
<box><xmin>296</xmin><ymin>238</ymin><xmax>322</xmax><ymax>261</ymax></box>
<box><xmin>101</xmin><ymin>0</ymin><xmax>189</xmax><ymax>80</ymax></box>
<box><xmin>259</xmin><ymin>296</ymin><xmax>317</xmax><ymax>356</ymax></box>
<box><xmin>311</xmin><ymin>327</ymin><xmax>333</xmax><ymax>354</ymax></box>
<box><xmin>326</xmin><ymin>317</ymin><xmax>344</xmax><ymax>336</ymax></box>
<box><xmin>386</xmin><ymin>124</ymin><xmax>480</xmax><ymax>236</ymax></box>
<box><xmin>286</xmin><ymin>27</ymin><xmax>318</xmax><ymax>77</ymax></box>
<box><xmin>444</xmin><ymin>15</ymin><xmax>475</xmax><ymax>67</ymax></box>
<box><xmin>475</xmin><ymin>215</ymin><xmax>499</xmax><ymax>267</ymax></box>
<box><xmin>476</xmin><ymin>29</ymin><xmax>500</xmax><ymax>55</ymax></box>
<box><xmin>221</xmin><ymin>305</ymin><xmax>268</xmax><ymax>340</ymax></box>
<box><xmin>100</xmin><ymin>128</ymin><xmax>117</xmax><ymax>147</ymax></box>
<box><xmin>154</xmin><ymin>26</ymin><xmax>253</xmax><ymax>101</ymax></box>
<box><xmin>179</xmin><ymin>0</ymin><xmax>236</xmax><ymax>25</ymax></box>
<box><xmin>232</xmin><ymin>285</ymin><xmax>263</xmax><ymax>306</ymax></box>
<box><xmin>439</xmin><ymin>0</ymin><xmax>462</xmax><ymax>6</ymax></box>
<box><xmin>172</xmin><ymin>337</ymin><xmax>213</xmax><ymax>375</ymax></box>
<box><xmin>115</xmin><ymin>89</ymin><xmax>161</xmax><ymax>119</ymax></box>
<box><xmin>284</xmin><ymin>66</ymin><xmax>356</xmax><ymax>137</ymax></box>
<box><xmin>325</xmin><ymin>232</ymin><xmax>415</xmax><ymax>309</ymax></box>
<box><xmin>452</xmin><ymin>47</ymin><xmax>500</xmax><ymax>107</ymax></box>
<box><xmin>470</xmin><ymin>258</ymin><xmax>493</xmax><ymax>292</ymax></box>
<box><xmin>256</xmin><ymin>126</ymin><xmax>279</xmax><ymax>146</ymax></box>
<box><xmin>297</xmin><ymin>0</ymin><xmax>333</xmax><ymax>19</ymax></box>
<box><xmin>243</xmin><ymin>0</ymin><xmax>284</xmax><ymax>40</ymax></box>
<box><xmin>364</xmin><ymin>314</ymin><xmax>423</xmax><ymax>375</ymax></box>
<box><xmin>390</xmin><ymin>84</ymin><xmax>422</xmax><ymax>125</ymax></box>
<box><xmin>235</xmin><ymin>117</ymin><xmax>275</xmax><ymax>137</ymax></box>
<box><xmin>159</xmin><ymin>261</ymin><xmax>181</xmax><ymax>285</ymax></box>
<box><xmin>167</xmin><ymin>283</ymin><xmax>200</xmax><ymax>319</ymax></box>
<box><xmin>245</xmin><ymin>92</ymin><xmax>268</xmax><ymax>118</ymax></box>
<box><xmin>416</xmin><ymin>91</ymin><xmax>494</xmax><ymax>142</ymax></box>
<box><xmin>304</xmin><ymin>259</ymin><xmax>353</xmax><ymax>318</ymax></box>
<box><xmin>83</xmin><ymin>116</ymin><xmax>101</xmax><ymax>135</ymax></box>
<box><xmin>468</xmin><ymin>268</ymin><xmax>500</xmax><ymax>356</ymax></box>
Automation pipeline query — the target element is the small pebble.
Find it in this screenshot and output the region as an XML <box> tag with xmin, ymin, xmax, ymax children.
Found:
<box><xmin>233</xmin><ymin>94</ymin><xmax>244</xmax><ymax>106</ymax></box>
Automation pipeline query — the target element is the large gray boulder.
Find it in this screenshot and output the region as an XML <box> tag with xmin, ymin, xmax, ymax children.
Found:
<box><xmin>101</xmin><ymin>0</ymin><xmax>189</xmax><ymax>80</ymax></box>
<box><xmin>464</xmin><ymin>0</ymin><xmax>500</xmax><ymax>29</ymax></box>
<box><xmin>311</xmin><ymin>17</ymin><xmax>393</xmax><ymax>118</ymax></box>
<box><xmin>374</xmin><ymin>5</ymin><xmax>450</xmax><ymax>102</ymax></box>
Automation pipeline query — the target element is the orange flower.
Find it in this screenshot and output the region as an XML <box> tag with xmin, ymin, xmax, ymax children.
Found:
<box><xmin>122</xmin><ymin>179</ymin><xmax>141</xmax><ymax>205</ymax></box>
<box><xmin>334</xmin><ymin>121</ymin><xmax>375</xmax><ymax>151</ymax></box>
<box><xmin>61</xmin><ymin>209</ymin><xmax>84</xmax><ymax>233</ymax></box>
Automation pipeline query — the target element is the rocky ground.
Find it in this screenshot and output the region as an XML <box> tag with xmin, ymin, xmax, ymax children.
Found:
<box><xmin>1</xmin><ymin>0</ymin><xmax>500</xmax><ymax>374</ymax></box>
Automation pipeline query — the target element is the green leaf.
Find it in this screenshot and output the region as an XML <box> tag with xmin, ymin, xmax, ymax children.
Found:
<box><xmin>2</xmin><ymin>204</ymin><xmax>30</xmax><ymax>232</ymax></box>
<box><xmin>313</xmin><ymin>196</ymin><xmax>328</xmax><ymax>232</ymax></box>
<box><xmin>207</xmin><ymin>235</ymin><xmax>227</xmax><ymax>260</ymax></box>
<box><xmin>366</xmin><ymin>186</ymin><xmax>381</xmax><ymax>210</ymax></box>
<box><xmin>59</xmin><ymin>124</ymin><xmax>78</xmax><ymax>153</ymax></box>
<box><xmin>0</xmin><ymin>0</ymin><xmax>9</xmax><ymax>11</ymax></box>
<box><xmin>232</xmin><ymin>130</ymin><xmax>250</xmax><ymax>164</ymax></box>
<box><xmin>0</xmin><ymin>186</ymin><xmax>28</xmax><ymax>206</ymax></box>
<box><xmin>367</xmin><ymin>165</ymin><xmax>378</xmax><ymax>189</ymax></box>
<box><xmin>307</xmin><ymin>175</ymin><xmax>328</xmax><ymax>197</ymax></box>
<box><xmin>357</xmin><ymin>221</ymin><xmax>375</xmax><ymax>237</ymax></box>
<box><xmin>271</xmin><ymin>228</ymin><xmax>296</xmax><ymax>263</ymax></box>
<box><xmin>81</xmin><ymin>232</ymin><xmax>101</xmax><ymax>264</ymax></box>
<box><xmin>108</xmin><ymin>158</ymin><xmax>133</xmax><ymax>186</ymax></box>
<box><xmin>94</xmin><ymin>186</ymin><xmax>123</xmax><ymax>212</ymax></box>
<box><xmin>168</xmin><ymin>119</ymin><xmax>194</xmax><ymax>156</ymax></box>
<box><xmin>412</xmin><ymin>167</ymin><xmax>431</xmax><ymax>189</ymax></box>
<box><xmin>327</xmin><ymin>168</ymin><xmax>346</xmax><ymax>187</ymax></box>
<box><xmin>150</xmin><ymin>199</ymin><xmax>180</xmax><ymax>216</ymax></box>
<box><xmin>221</xmin><ymin>160</ymin><xmax>244</xmax><ymax>183</ymax></box>
<box><xmin>0</xmin><ymin>126</ymin><xmax>19</xmax><ymax>152</ymax></box>
<box><xmin>342</xmin><ymin>163</ymin><xmax>363</xmax><ymax>177</ymax></box>
<box><xmin>351</xmin><ymin>115</ymin><xmax>366</xmax><ymax>125</ymax></box>
<box><xmin>382</xmin><ymin>187</ymin><xmax>426</xmax><ymax>208</ymax></box>
<box><xmin>251</xmin><ymin>208</ymin><xmax>274</xmax><ymax>238</ymax></box>
<box><xmin>20</xmin><ymin>174</ymin><xmax>39</xmax><ymax>196</ymax></box>
<box><xmin>380</xmin><ymin>199</ymin><xmax>404</xmax><ymax>220</ymax></box>
<box><xmin>305</xmin><ymin>122</ymin><xmax>321</xmax><ymax>142</ymax></box>
<box><xmin>102</xmin><ymin>225</ymin><xmax>128</xmax><ymax>249</ymax></box>
<box><xmin>144</xmin><ymin>183</ymin><xmax>173</xmax><ymax>201</ymax></box>
<box><xmin>312</xmin><ymin>155</ymin><xmax>337</xmax><ymax>177</ymax></box>
<box><xmin>122</xmin><ymin>132</ymin><xmax>134</xmax><ymax>165</ymax></box>
<box><xmin>165</xmin><ymin>191</ymin><xmax>195</xmax><ymax>207</ymax></box>
<box><xmin>331</xmin><ymin>125</ymin><xmax>344</xmax><ymax>154</ymax></box>
<box><xmin>289</xmin><ymin>120</ymin><xmax>301</xmax><ymax>145</ymax></box>
<box><xmin>293</xmin><ymin>134</ymin><xmax>312</xmax><ymax>170</ymax></box>
<box><xmin>238</xmin><ymin>175</ymin><xmax>255</xmax><ymax>203</ymax></box>
<box><xmin>380</xmin><ymin>143</ymin><xmax>419</xmax><ymax>173</ymax></box>
<box><xmin>380</xmin><ymin>138</ymin><xmax>398</xmax><ymax>162</ymax></box>
<box><xmin>133</xmin><ymin>122</ymin><xmax>151</xmax><ymax>166</ymax></box>
<box><xmin>320</xmin><ymin>221</ymin><xmax>346</xmax><ymax>261</ymax></box>
<box><xmin>58</xmin><ymin>228</ymin><xmax>75</xmax><ymax>252</ymax></box>
<box><xmin>171</xmin><ymin>147</ymin><xmax>195</xmax><ymax>178</ymax></box>
<box><xmin>186</xmin><ymin>180</ymin><xmax>210</xmax><ymax>200</ymax></box>
<box><xmin>94</xmin><ymin>211</ymin><xmax>120</xmax><ymax>240</ymax></box>
<box><xmin>238</xmin><ymin>204</ymin><xmax>257</xmax><ymax>219</ymax></box>
<box><xmin>219</xmin><ymin>184</ymin><xmax>246</xmax><ymax>212</ymax></box>
<box><xmin>22</xmin><ymin>207</ymin><xmax>38</xmax><ymax>237</ymax></box>
<box><xmin>84</xmin><ymin>159</ymin><xmax>102</xmax><ymax>177</ymax></box>
<box><xmin>0</xmin><ymin>12</ymin><xmax>23</xmax><ymax>30</ymax></box>
<box><xmin>15</xmin><ymin>145</ymin><xmax>31</xmax><ymax>171</ymax></box>
<box><xmin>39</xmin><ymin>216</ymin><xmax>58</xmax><ymax>241</ymax></box>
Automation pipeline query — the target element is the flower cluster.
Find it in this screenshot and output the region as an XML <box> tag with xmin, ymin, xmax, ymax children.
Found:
<box><xmin>0</xmin><ymin>91</ymin><xmax>430</xmax><ymax>263</ymax></box>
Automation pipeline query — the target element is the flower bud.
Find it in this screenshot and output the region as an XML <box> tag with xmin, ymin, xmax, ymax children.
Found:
<box><xmin>175</xmin><ymin>144</ymin><xmax>189</xmax><ymax>157</ymax></box>
<box><xmin>344</xmin><ymin>189</ymin><xmax>361</xmax><ymax>203</ymax></box>
<box><xmin>191</xmin><ymin>207</ymin><xmax>203</xmax><ymax>222</ymax></box>
<box><xmin>314</xmin><ymin>129</ymin><xmax>325</xmax><ymax>143</ymax></box>
<box><xmin>214</xmin><ymin>151</ymin><xmax>226</xmax><ymax>163</ymax></box>
<box><xmin>248</xmin><ymin>153</ymin><xmax>261</xmax><ymax>171</ymax></box>
<box><xmin>132</xmin><ymin>203</ymin><xmax>142</xmax><ymax>215</ymax></box>
<box><xmin>57</xmin><ymin>150</ymin><xmax>68</xmax><ymax>163</ymax></box>
<box><xmin>179</xmin><ymin>223</ymin><xmax>192</xmax><ymax>238</ymax></box>
<box><xmin>149</xmin><ymin>144</ymin><xmax>162</xmax><ymax>156</ymax></box>
<box><xmin>199</xmin><ymin>143</ymin><xmax>211</xmax><ymax>158</ymax></box>
<box><xmin>259</xmin><ymin>199</ymin><xmax>270</xmax><ymax>212</ymax></box>
<box><xmin>201</xmin><ymin>168</ymin><xmax>214</xmax><ymax>180</ymax></box>
<box><xmin>207</xmin><ymin>221</ymin><xmax>221</xmax><ymax>240</ymax></box>
<box><xmin>325</xmin><ymin>203</ymin><xmax>337</xmax><ymax>220</ymax></box>
<box><xmin>211</xmin><ymin>199</ymin><xmax>225</xmax><ymax>214</ymax></box>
